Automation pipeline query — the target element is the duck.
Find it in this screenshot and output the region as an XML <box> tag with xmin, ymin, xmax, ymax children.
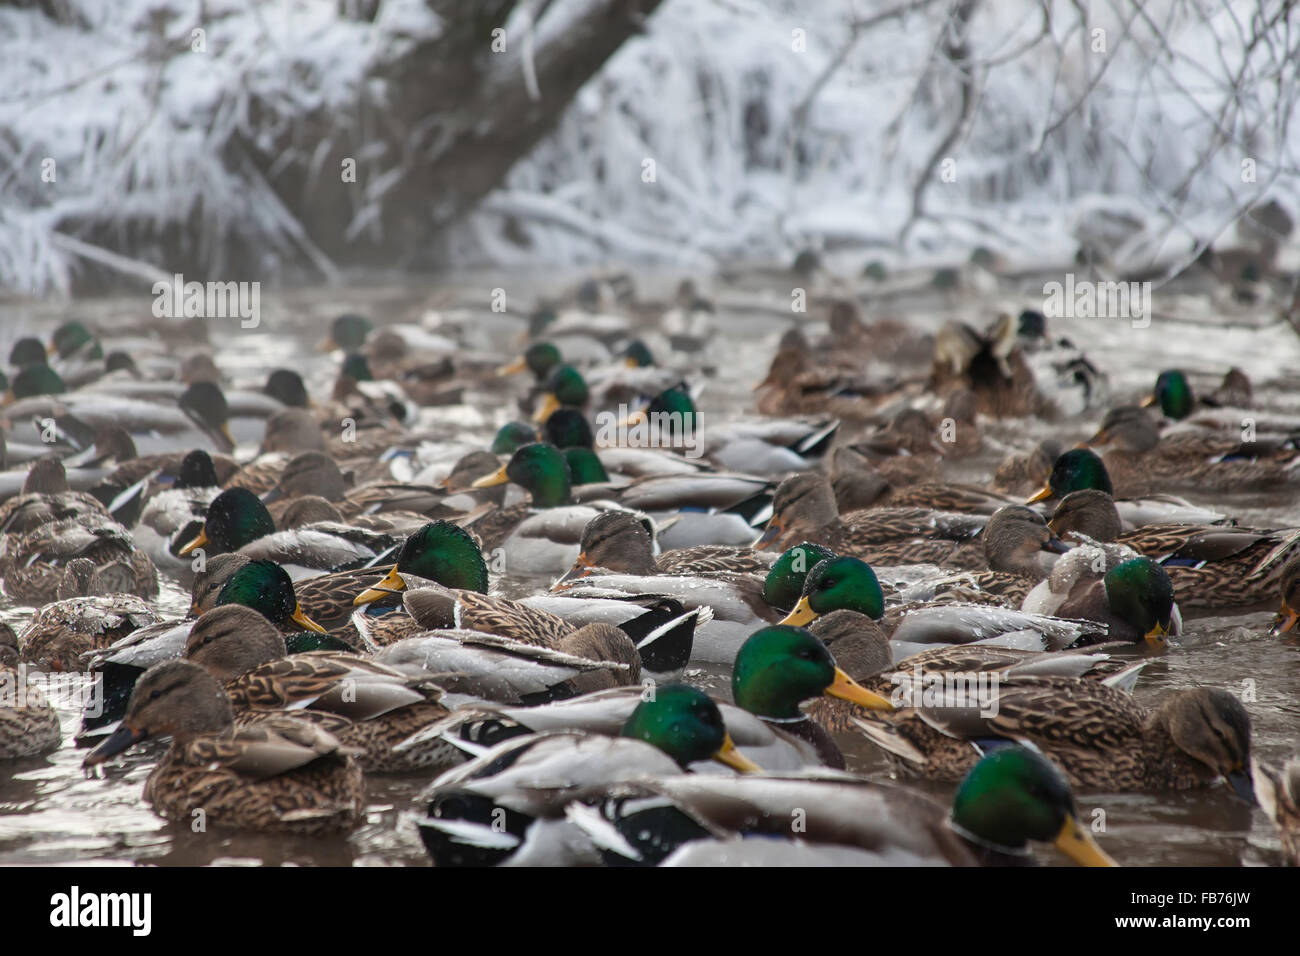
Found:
<box><xmin>1274</xmin><ymin>554</ymin><xmax>1300</xmax><ymax>634</ymax></box>
<box><xmin>178</xmin><ymin>487</ymin><xmax>396</xmax><ymax>576</ymax></box>
<box><xmin>128</xmin><ymin>449</ymin><xmax>225</xmax><ymax>580</ymax></box>
<box><xmin>416</xmin><ymin>685</ymin><xmax>766</xmax><ymax>866</ymax></box>
<box><xmin>585</xmin><ymin>745</ymin><xmax>1116</xmax><ymax>867</ymax></box>
<box><xmin>830</xmin><ymin>446</ymin><xmax>1012</xmax><ymax>514</ymax></box>
<box><xmin>1253</xmin><ymin>755</ymin><xmax>1300</xmax><ymax>864</ymax></box>
<box><xmin>0</xmin><ymin>455</ymin><xmax>112</xmax><ymax>532</ymax></box>
<box><xmin>0</xmin><ymin>511</ymin><xmax>158</xmax><ymax>605</ymax></box>
<box><xmin>1025</xmin><ymin>448</ymin><xmax>1231</xmax><ymax>528</ymax></box>
<box><xmin>555</xmin><ymin>510</ymin><xmax>772</xmax><ymax>585</ymax></box>
<box><xmin>853</xmin><ymin>678</ymin><xmax>1253</xmax><ymax>795</ymax></box>
<box><xmin>1044</xmin><ymin>486</ymin><xmax>1298</xmax><ymax>610</ymax></box>
<box><xmin>83</xmin><ymin>660</ymin><xmax>365</xmax><ymax>835</ymax></box>
<box><xmin>0</xmin><ymin>623</ymin><xmax>62</xmax><ymax>757</ymax></box>
<box><xmin>1084</xmin><ymin>404</ymin><xmax>1298</xmax><ymax>494</ymax></box>
<box><xmin>755</xmin><ymin>472</ymin><xmax>987</xmax><ymax>566</ymax></box>
<box><xmin>184</xmin><ymin>605</ymin><xmax>456</xmax><ymax>773</ymax></box>
<box><xmin>776</xmin><ymin>553</ymin><xmax>1142</xmax><ymax>654</ymax></box>
<box><xmin>16</xmin><ymin>594</ymin><xmax>161</xmax><ymax>671</ymax></box>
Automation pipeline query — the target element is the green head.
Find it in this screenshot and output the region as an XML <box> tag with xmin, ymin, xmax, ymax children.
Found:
<box><xmin>330</xmin><ymin>314</ymin><xmax>373</xmax><ymax>350</ymax></box>
<box><xmin>525</xmin><ymin>341</ymin><xmax>561</xmax><ymax>378</ymax></box>
<box><xmin>1028</xmin><ymin>448</ymin><xmax>1113</xmax><ymax>503</ymax></box>
<box><xmin>264</xmin><ymin>369</ymin><xmax>308</xmax><ymax>407</ymax></box>
<box><xmin>620</xmin><ymin>684</ymin><xmax>757</xmax><ymax>771</ymax></box>
<box><xmin>52</xmin><ymin>321</ymin><xmax>102</xmax><ymax>360</ymax></box>
<box><xmin>732</xmin><ymin>625</ymin><xmax>892</xmax><ymax>720</ymax></box>
<box><xmin>176</xmin><ymin>450</ymin><xmax>220</xmax><ymax>489</ymax></box>
<box><xmin>544</xmin><ymin>408</ymin><xmax>594</xmax><ymax>449</ymax></box>
<box><xmin>779</xmin><ymin>556</ymin><xmax>883</xmax><ymax>626</ymax></box>
<box><xmin>763</xmin><ymin>542</ymin><xmax>837</xmax><ymax>610</ymax></box>
<box><xmin>9</xmin><ymin>337</ymin><xmax>47</xmax><ymax>369</ymax></box>
<box><xmin>105</xmin><ymin>351</ymin><xmax>139</xmax><ymax>376</ymax></box>
<box><xmin>491</xmin><ymin>421</ymin><xmax>538</xmax><ymax>455</ymax></box>
<box><xmin>951</xmin><ymin>746</ymin><xmax>1116</xmax><ymax>865</ymax></box>
<box><xmin>1104</xmin><ymin>557</ymin><xmax>1175</xmax><ymax>646</ymax></box>
<box><xmin>527</xmin><ymin>311</ymin><xmax>559</xmax><ymax>340</ymax></box>
<box><xmin>214</xmin><ymin>558</ymin><xmax>324</xmax><ymax>632</ymax></box>
<box><xmin>1149</xmin><ymin>370</ymin><xmax>1194</xmax><ymax>420</ymax></box>
<box><xmin>473</xmin><ymin>442</ymin><xmax>571</xmax><ymax>507</ymax></box>
<box><xmin>181</xmin><ymin>488</ymin><xmax>275</xmax><ymax>555</ymax></box>
<box><xmin>564</xmin><ymin>447</ymin><xmax>608</xmax><ymax>485</ymax></box>
<box><xmin>395</xmin><ymin>520</ymin><xmax>489</xmax><ymax>592</ymax></box>
<box><xmin>10</xmin><ymin>364</ymin><xmax>66</xmax><ymax>399</ymax></box>
<box><xmin>340</xmin><ymin>352</ymin><xmax>373</xmax><ymax>382</ymax></box>
<box><xmin>622</xmin><ymin>339</ymin><xmax>655</xmax><ymax>368</ymax></box>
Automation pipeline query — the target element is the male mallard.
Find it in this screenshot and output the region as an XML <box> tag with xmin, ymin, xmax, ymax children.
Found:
<box><xmin>1022</xmin><ymin>552</ymin><xmax>1180</xmax><ymax>647</ymax></box>
<box><xmin>184</xmin><ymin>605</ymin><xmax>455</xmax><ymax>773</ymax></box>
<box><xmin>730</xmin><ymin>624</ymin><xmax>894</xmax><ymax>768</ymax></box>
<box><xmin>416</xmin><ymin>685</ymin><xmax>763</xmax><ymax>866</ymax></box>
<box><xmin>853</xmin><ymin>680</ymin><xmax>1253</xmax><ymax>795</ymax></box>
<box><xmin>572</xmin><ymin>745</ymin><xmax>1116</xmax><ymax>866</ymax></box>
<box><xmin>1044</xmin><ymin>486</ymin><xmax>1298</xmax><ymax>610</ymax></box>
<box><xmin>84</xmin><ymin>660</ymin><xmax>365</xmax><ymax>834</ymax></box>
<box><xmin>0</xmin><ymin>623</ymin><xmax>61</xmax><ymax>757</ymax></box>
<box><xmin>178</xmin><ymin>487</ymin><xmax>395</xmax><ymax>574</ymax></box>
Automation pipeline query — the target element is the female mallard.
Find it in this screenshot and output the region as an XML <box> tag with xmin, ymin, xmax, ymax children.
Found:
<box><xmin>84</xmin><ymin>660</ymin><xmax>365</xmax><ymax>834</ymax></box>
<box><xmin>178</xmin><ymin>487</ymin><xmax>395</xmax><ymax>574</ymax></box>
<box><xmin>0</xmin><ymin>514</ymin><xmax>158</xmax><ymax>605</ymax></box>
<box><xmin>1253</xmin><ymin>755</ymin><xmax>1300</xmax><ymax>864</ymax></box>
<box><xmin>853</xmin><ymin>680</ymin><xmax>1253</xmax><ymax>795</ymax></box>
<box><xmin>184</xmin><ymin>605</ymin><xmax>455</xmax><ymax>773</ymax></box>
<box><xmin>1046</xmin><ymin>487</ymin><xmax>1297</xmax><ymax>610</ymax></box>
<box><xmin>1084</xmin><ymin>404</ymin><xmax>1297</xmax><ymax>494</ymax></box>
<box><xmin>572</xmin><ymin>745</ymin><xmax>1116</xmax><ymax>867</ymax></box>
<box><xmin>0</xmin><ymin>623</ymin><xmax>61</xmax><ymax>757</ymax></box>
<box><xmin>756</xmin><ymin>472</ymin><xmax>986</xmax><ymax>565</ymax></box>
<box><xmin>556</xmin><ymin>510</ymin><xmax>772</xmax><ymax>585</ymax></box>
<box><xmin>831</xmin><ymin>447</ymin><xmax>1012</xmax><ymax>515</ymax></box>
<box><xmin>0</xmin><ymin>456</ymin><xmax>114</xmax><ymax>535</ymax></box>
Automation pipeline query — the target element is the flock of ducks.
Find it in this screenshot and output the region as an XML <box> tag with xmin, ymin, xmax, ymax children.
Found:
<box><xmin>1</xmin><ymin>282</ymin><xmax>1298</xmax><ymax>867</ymax></box>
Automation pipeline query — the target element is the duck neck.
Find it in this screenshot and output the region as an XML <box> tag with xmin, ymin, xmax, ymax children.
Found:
<box><xmin>761</xmin><ymin>713</ymin><xmax>845</xmax><ymax>770</ymax></box>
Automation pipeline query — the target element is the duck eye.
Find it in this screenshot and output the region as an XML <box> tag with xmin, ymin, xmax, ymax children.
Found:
<box><xmin>149</xmin><ymin>689</ymin><xmax>163</xmax><ymax>701</ymax></box>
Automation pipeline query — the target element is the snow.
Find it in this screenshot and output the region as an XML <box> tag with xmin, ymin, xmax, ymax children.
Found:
<box><xmin>1</xmin><ymin>0</ymin><xmax>1297</xmax><ymax>293</ymax></box>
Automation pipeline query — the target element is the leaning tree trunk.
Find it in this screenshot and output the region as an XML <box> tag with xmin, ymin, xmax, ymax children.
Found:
<box><xmin>237</xmin><ymin>0</ymin><xmax>662</xmax><ymax>273</ymax></box>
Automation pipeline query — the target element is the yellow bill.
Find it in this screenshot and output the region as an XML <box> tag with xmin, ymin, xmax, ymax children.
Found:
<box><xmin>778</xmin><ymin>596</ymin><xmax>817</xmax><ymax>628</ymax></box>
<box><xmin>471</xmin><ymin>464</ymin><xmax>510</xmax><ymax>489</ymax></box>
<box><xmin>496</xmin><ymin>356</ymin><xmax>528</xmax><ymax>376</ymax></box>
<box><xmin>354</xmin><ymin>564</ymin><xmax>406</xmax><ymax>606</ymax></box>
<box><xmin>291</xmin><ymin>604</ymin><xmax>326</xmax><ymax>633</ymax></box>
<box><xmin>1054</xmin><ymin>815</ymin><xmax>1119</xmax><ymax>867</ymax></box>
<box><xmin>1144</xmin><ymin>621</ymin><xmax>1170</xmax><ymax>648</ymax></box>
<box><xmin>824</xmin><ymin>667</ymin><xmax>894</xmax><ymax>711</ymax></box>
<box><xmin>532</xmin><ymin>392</ymin><xmax>561</xmax><ymax>423</ymax></box>
<box><xmin>712</xmin><ymin>734</ymin><xmax>762</xmax><ymax>774</ymax></box>
<box><xmin>178</xmin><ymin>527</ymin><xmax>209</xmax><ymax>556</ymax></box>
<box><xmin>1025</xmin><ymin>485</ymin><xmax>1053</xmax><ymax>504</ymax></box>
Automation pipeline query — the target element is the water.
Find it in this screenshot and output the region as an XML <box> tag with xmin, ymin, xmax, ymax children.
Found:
<box><xmin>2</xmin><ymin>271</ymin><xmax>1299</xmax><ymax>865</ymax></box>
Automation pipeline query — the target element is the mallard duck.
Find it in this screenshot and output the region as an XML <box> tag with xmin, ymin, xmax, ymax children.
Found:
<box><xmin>589</xmin><ymin>745</ymin><xmax>1115</xmax><ymax>867</ymax></box>
<box><xmin>775</xmin><ymin>553</ymin><xmax>1142</xmax><ymax>653</ymax></box>
<box><xmin>930</xmin><ymin>313</ymin><xmax>1053</xmax><ymax>418</ymax></box>
<box><xmin>84</xmin><ymin>660</ymin><xmax>365</xmax><ymax>834</ymax></box>
<box><xmin>178</xmin><ymin>487</ymin><xmax>395</xmax><ymax>575</ymax></box>
<box><xmin>1084</xmin><ymin>405</ymin><xmax>1297</xmax><ymax>494</ymax></box>
<box><xmin>1025</xmin><ymin>448</ymin><xmax>1231</xmax><ymax>528</ymax></box>
<box><xmin>0</xmin><ymin>623</ymin><xmax>61</xmax><ymax>757</ymax></box>
<box><xmin>128</xmin><ymin>449</ymin><xmax>224</xmax><ymax>579</ymax></box>
<box><xmin>184</xmin><ymin>605</ymin><xmax>456</xmax><ymax>773</ymax></box>
<box><xmin>1253</xmin><ymin>755</ymin><xmax>1300</xmax><ymax>864</ymax></box>
<box><xmin>1044</xmin><ymin>486</ymin><xmax>1297</xmax><ymax>610</ymax></box>
<box><xmin>831</xmin><ymin>447</ymin><xmax>1011</xmax><ymax>514</ymax></box>
<box><xmin>1022</xmin><ymin>552</ymin><xmax>1180</xmax><ymax>647</ymax></box>
<box><xmin>1274</xmin><ymin>554</ymin><xmax>1300</xmax><ymax>633</ymax></box>
<box><xmin>16</xmin><ymin>595</ymin><xmax>160</xmax><ymax>671</ymax></box>
<box><xmin>0</xmin><ymin>513</ymin><xmax>158</xmax><ymax>605</ymax></box>
<box><xmin>852</xmin><ymin>680</ymin><xmax>1253</xmax><ymax>796</ymax></box>
<box><xmin>416</xmin><ymin>686</ymin><xmax>765</xmax><ymax>866</ymax></box>
<box><xmin>755</xmin><ymin>472</ymin><xmax>986</xmax><ymax>566</ymax></box>
<box><xmin>729</xmin><ymin>624</ymin><xmax>894</xmax><ymax>768</ymax></box>
<box><xmin>555</xmin><ymin>510</ymin><xmax>771</xmax><ymax>586</ymax></box>
<box><xmin>0</xmin><ymin>455</ymin><xmax>111</xmax><ymax>532</ymax></box>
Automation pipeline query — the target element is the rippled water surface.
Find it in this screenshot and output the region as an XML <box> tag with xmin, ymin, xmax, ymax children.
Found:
<box><xmin>2</xmin><ymin>272</ymin><xmax>1299</xmax><ymax>865</ymax></box>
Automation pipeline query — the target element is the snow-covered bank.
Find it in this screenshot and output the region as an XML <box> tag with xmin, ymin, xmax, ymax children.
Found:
<box><xmin>2</xmin><ymin>0</ymin><xmax>1297</xmax><ymax>294</ymax></box>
